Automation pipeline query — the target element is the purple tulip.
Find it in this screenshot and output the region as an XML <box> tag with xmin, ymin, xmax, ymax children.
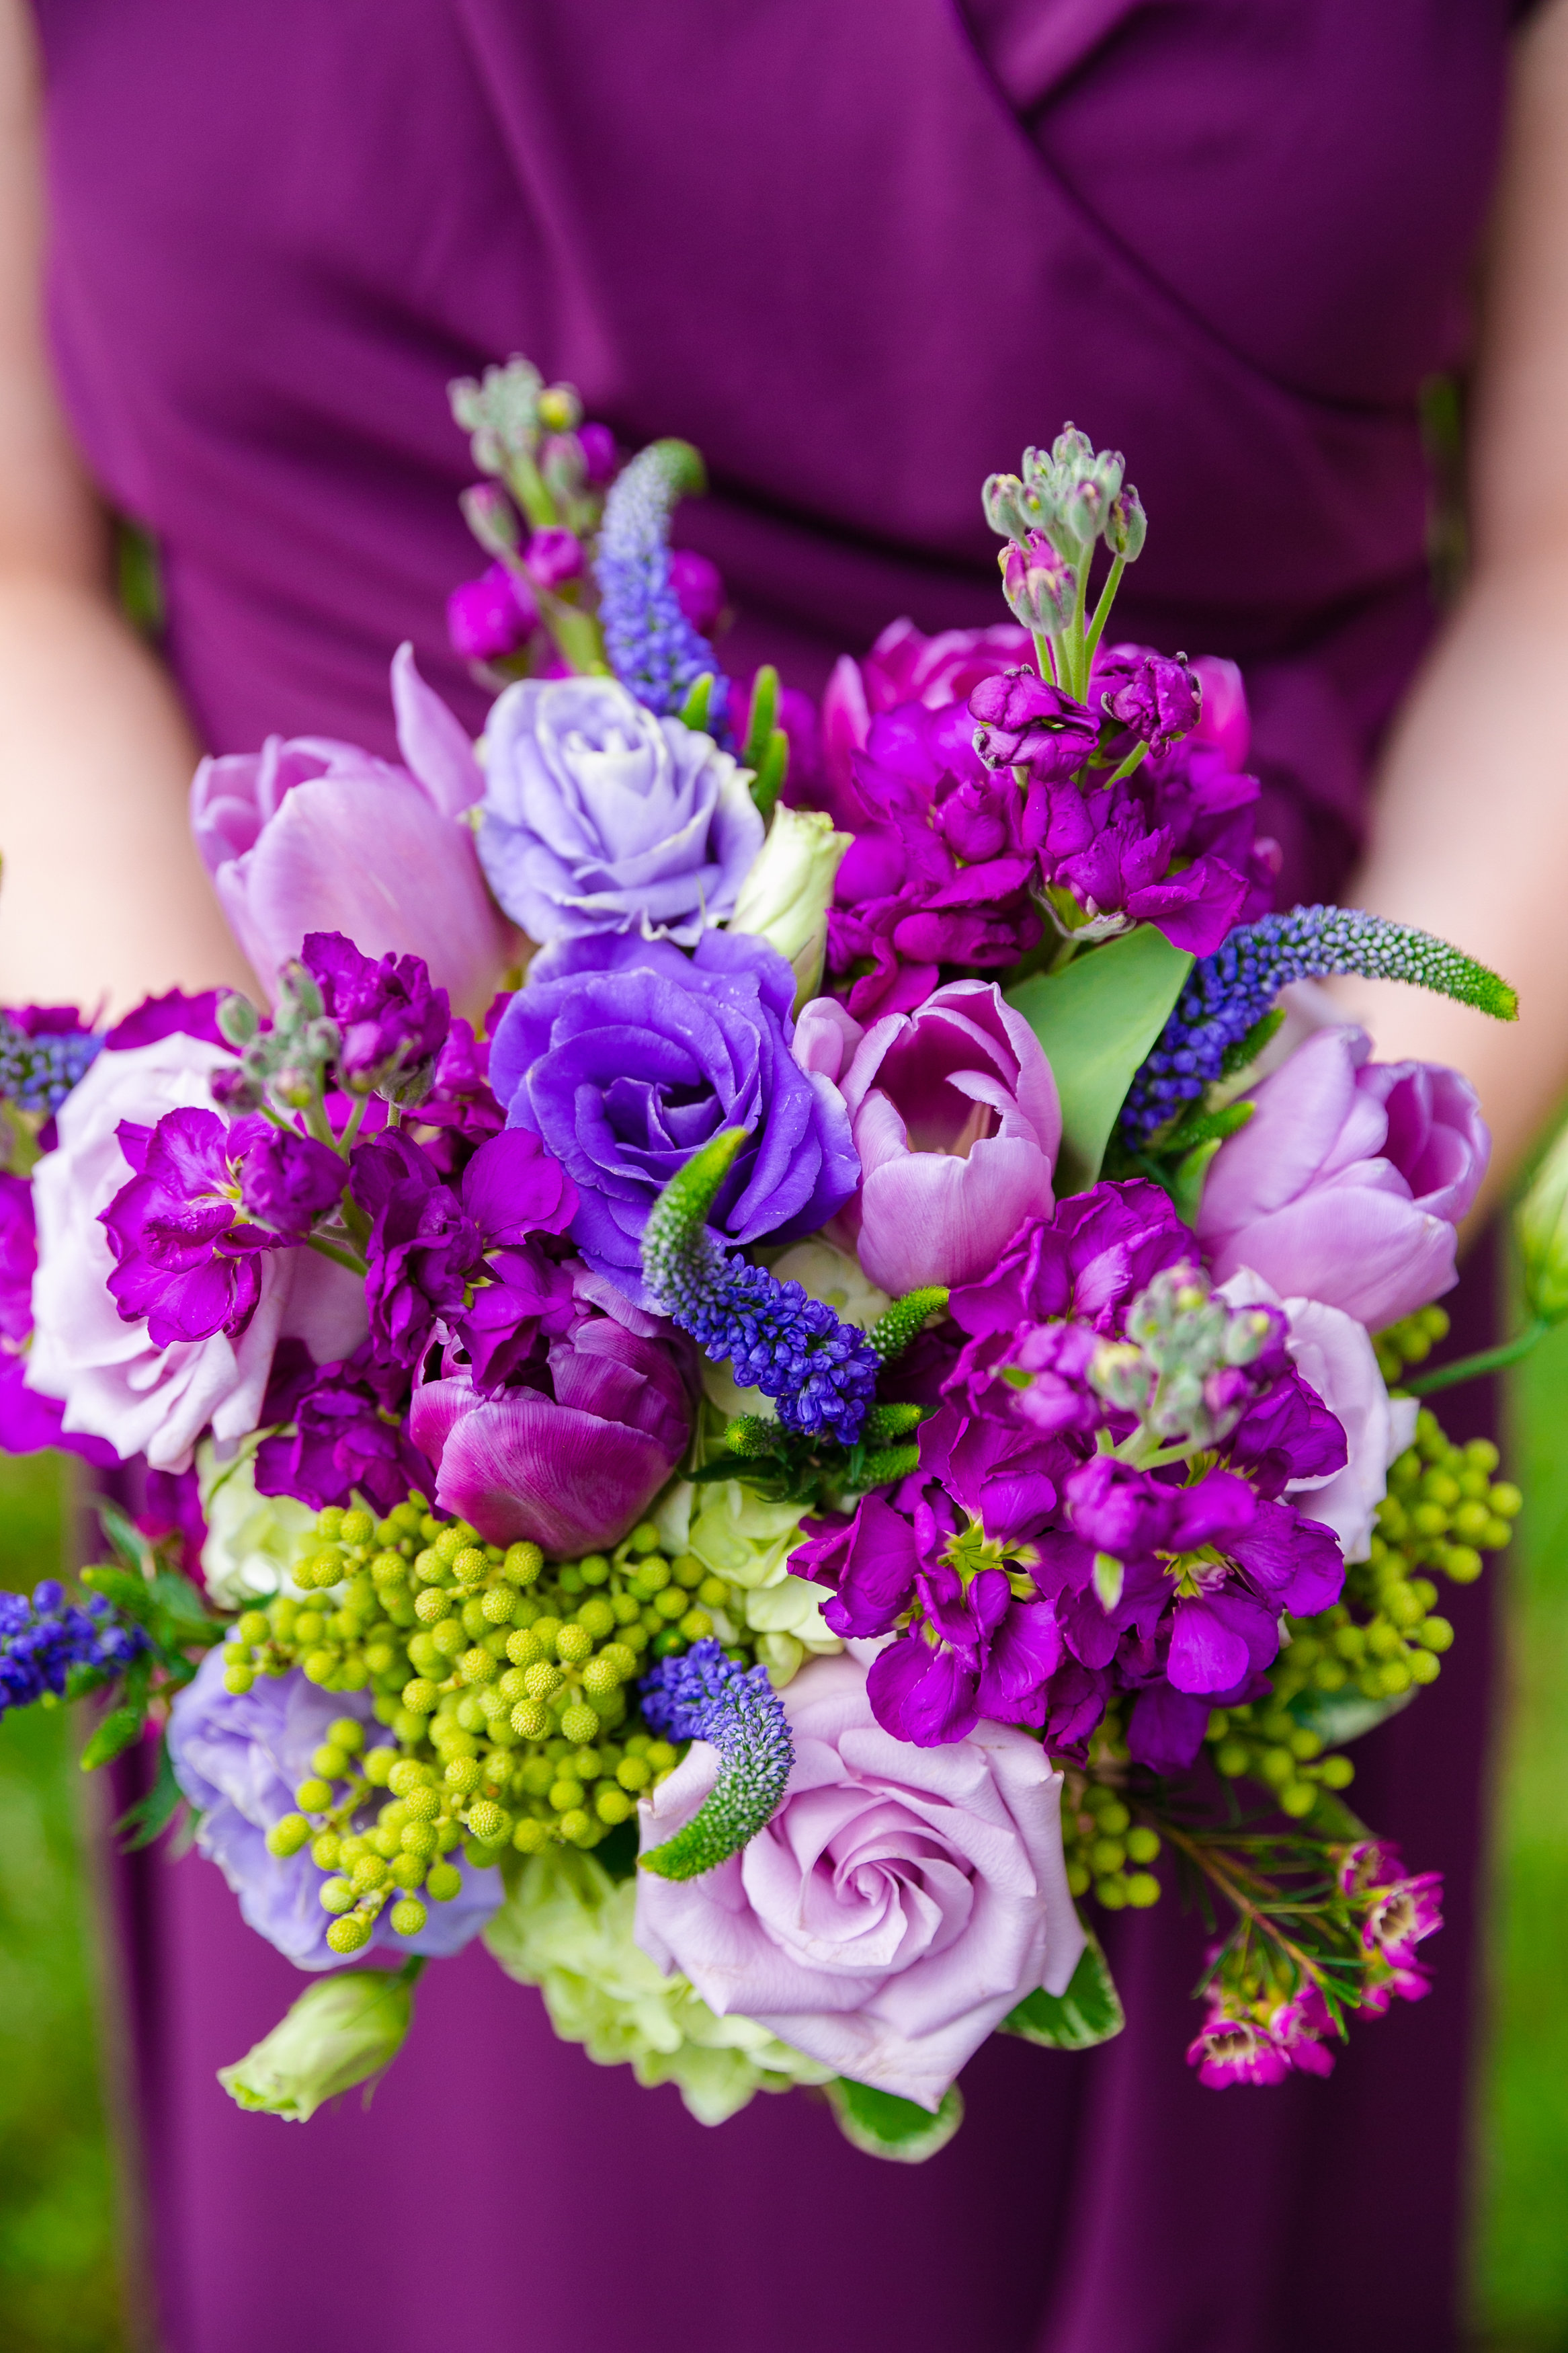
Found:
<box><xmin>798</xmin><ymin>978</ymin><xmax>1060</xmax><ymax>1295</ymax></box>
<box><xmin>190</xmin><ymin>644</ymin><xmax>513</xmax><ymax>1013</ymax></box>
<box><xmin>409</xmin><ymin>1290</ymin><xmax>692</xmax><ymax>1556</ymax></box>
<box><xmin>1197</xmin><ymin>1026</ymin><xmax>1489</xmax><ymax>1329</ymax></box>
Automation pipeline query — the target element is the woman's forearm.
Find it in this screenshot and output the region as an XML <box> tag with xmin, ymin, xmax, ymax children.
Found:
<box><xmin>0</xmin><ymin>569</ymin><xmax>254</xmax><ymax>1012</ymax></box>
<box><xmin>1330</xmin><ymin>551</ymin><xmax>1568</xmax><ymax>1216</ymax></box>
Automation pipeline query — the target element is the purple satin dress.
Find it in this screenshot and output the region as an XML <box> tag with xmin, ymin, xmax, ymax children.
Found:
<box><xmin>33</xmin><ymin>4</ymin><xmax>1517</xmax><ymax>2348</ymax></box>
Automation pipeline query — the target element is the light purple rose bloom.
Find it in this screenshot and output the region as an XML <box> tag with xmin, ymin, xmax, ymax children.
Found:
<box><xmin>796</xmin><ymin>978</ymin><xmax>1060</xmax><ymax>1295</ymax></box>
<box><xmin>190</xmin><ymin>644</ymin><xmax>512</xmax><ymax>1012</ymax></box>
<box><xmin>168</xmin><ymin>1650</ymin><xmax>500</xmax><ymax>1970</ymax></box>
<box><xmin>475</xmin><ymin>675</ymin><xmax>764</xmax><ymax>946</ymax></box>
<box><xmin>409</xmin><ymin>1274</ymin><xmax>692</xmax><ymax>1556</ymax></box>
<box><xmin>633</xmin><ymin>1652</ymin><xmax>1084</xmax><ymax>2112</ymax></box>
<box><xmin>1198</xmin><ymin>1025</ymin><xmax>1489</xmax><ymax>1330</ymax></box>
<box><xmin>27</xmin><ymin>1033</ymin><xmax>366</xmax><ymax>1471</ymax></box>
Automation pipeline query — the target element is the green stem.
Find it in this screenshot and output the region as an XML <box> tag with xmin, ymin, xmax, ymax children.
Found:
<box><xmin>1083</xmin><ymin>553</ymin><xmax>1126</xmax><ymax>668</ymax></box>
<box><xmin>305</xmin><ymin>1234</ymin><xmax>367</xmax><ymax>1277</ymax></box>
<box><xmin>337</xmin><ymin>1093</ymin><xmax>370</xmax><ymax>1155</ymax></box>
<box><xmin>536</xmin><ymin>590</ymin><xmax>610</xmax><ymax>676</ymax></box>
<box><xmin>1402</xmin><ymin>1318</ymin><xmax>1551</xmax><ymax>1395</ymax></box>
<box><xmin>502</xmin><ymin>450</ymin><xmax>559</xmax><ymax>531</ymax></box>
<box><xmin>1103</xmin><ymin>738</ymin><xmax>1151</xmax><ymax>789</ymax></box>
<box><xmin>1065</xmin><ymin>562</ymin><xmax>1091</xmax><ymax>699</ymax></box>
<box><xmin>302</xmin><ymin>1096</ymin><xmax>337</xmax><ymax>1151</ymax></box>
<box><xmin>1033</xmin><ymin>630</ymin><xmax>1059</xmax><ymax>686</ymax></box>
<box><xmin>395</xmin><ymin>1956</ymin><xmax>429</xmax><ymax>1990</ymax></box>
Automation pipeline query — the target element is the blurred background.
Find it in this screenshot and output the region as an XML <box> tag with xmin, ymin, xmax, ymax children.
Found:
<box><xmin>0</xmin><ymin>1279</ymin><xmax>1563</xmax><ymax>2353</ymax></box>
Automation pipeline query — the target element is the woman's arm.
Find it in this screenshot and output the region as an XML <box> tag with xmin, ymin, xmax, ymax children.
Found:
<box><xmin>1332</xmin><ymin>0</ymin><xmax>1568</xmax><ymax>1218</ymax></box>
<box><xmin>0</xmin><ymin>0</ymin><xmax>252</xmax><ymax>1013</ymax></box>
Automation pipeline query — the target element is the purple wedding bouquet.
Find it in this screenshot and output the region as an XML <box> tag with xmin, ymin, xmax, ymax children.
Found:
<box><xmin>0</xmin><ymin>361</ymin><xmax>1549</xmax><ymax>2155</ymax></box>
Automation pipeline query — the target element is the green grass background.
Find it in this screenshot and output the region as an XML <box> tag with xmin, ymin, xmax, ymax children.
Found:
<box><xmin>0</xmin><ymin>1337</ymin><xmax>1563</xmax><ymax>2352</ymax></box>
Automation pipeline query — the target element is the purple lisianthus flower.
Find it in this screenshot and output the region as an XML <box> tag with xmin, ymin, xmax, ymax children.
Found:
<box><xmin>490</xmin><ymin>930</ymin><xmax>858</xmax><ymax>1304</ymax></box>
<box><xmin>1198</xmin><ymin>1026</ymin><xmax>1489</xmax><ymax>1330</ymax></box>
<box><xmin>476</xmin><ymin>674</ymin><xmax>764</xmax><ymax>947</ymax></box>
<box><xmin>447</xmin><ymin>559</ymin><xmax>540</xmax><ymax>665</ymax></box>
<box><xmin>167</xmin><ymin>1650</ymin><xmax>501</xmax><ymax>1970</ymax></box>
<box><xmin>254</xmin><ymin>1337</ymin><xmax>429</xmax><ymax>1515</ymax></box>
<box><xmin>410</xmin><ymin>1281</ymin><xmax>692</xmax><ymax>1556</ymax></box>
<box><xmin>301</xmin><ymin>931</ymin><xmax>451</xmax><ymax>1101</ymax></box>
<box><xmin>190</xmin><ymin>645</ymin><xmax>511</xmax><ymax>1014</ymax></box>
<box><xmin>350</xmin><ymin>1127</ymin><xmax>577</xmax><ymax>1372</ymax></box>
<box><xmin>100</xmin><ymin>1107</ymin><xmax>280</xmax><ymax>1346</ymax></box>
<box><xmin>237</xmin><ymin>1127</ymin><xmax>345</xmax><ymax>1242</ymax></box>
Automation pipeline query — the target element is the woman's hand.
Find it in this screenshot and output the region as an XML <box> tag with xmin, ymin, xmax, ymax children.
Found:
<box><xmin>1335</xmin><ymin>0</ymin><xmax>1568</xmax><ymax>1221</ymax></box>
<box><xmin>0</xmin><ymin>0</ymin><xmax>253</xmax><ymax>1014</ymax></box>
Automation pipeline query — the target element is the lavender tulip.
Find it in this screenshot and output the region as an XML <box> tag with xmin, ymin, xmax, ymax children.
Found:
<box><xmin>796</xmin><ymin>979</ymin><xmax>1060</xmax><ymax>1295</ymax></box>
<box><xmin>190</xmin><ymin>645</ymin><xmax>512</xmax><ymax>1012</ymax></box>
<box><xmin>1198</xmin><ymin>1026</ymin><xmax>1489</xmax><ymax>1330</ymax></box>
<box><xmin>409</xmin><ymin>1288</ymin><xmax>692</xmax><ymax>1555</ymax></box>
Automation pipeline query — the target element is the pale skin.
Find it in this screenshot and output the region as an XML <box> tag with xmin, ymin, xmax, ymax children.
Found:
<box><xmin>0</xmin><ymin>0</ymin><xmax>1564</xmax><ymax>1223</ymax></box>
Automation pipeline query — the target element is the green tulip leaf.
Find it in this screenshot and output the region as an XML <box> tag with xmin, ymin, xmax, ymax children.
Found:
<box><xmin>1007</xmin><ymin>927</ymin><xmax>1193</xmax><ymax>1192</ymax></box>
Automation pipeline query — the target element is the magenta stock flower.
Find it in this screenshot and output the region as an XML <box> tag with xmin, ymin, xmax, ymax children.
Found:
<box><xmin>1198</xmin><ymin>1026</ymin><xmax>1489</xmax><ymax>1329</ymax></box>
<box><xmin>409</xmin><ymin>1286</ymin><xmax>692</xmax><ymax>1556</ymax></box>
<box><xmin>817</xmin><ymin>616</ymin><xmax>1032</xmax><ymax>808</ymax></box>
<box><xmin>796</xmin><ymin>978</ymin><xmax>1059</xmax><ymax>1295</ymax></box>
<box><xmin>255</xmin><ymin>1338</ymin><xmax>429</xmax><ymax>1515</ymax></box>
<box><xmin>968</xmin><ymin>670</ymin><xmax>1100</xmax><ymax>778</ymax></box>
<box><xmin>301</xmin><ymin>932</ymin><xmax>451</xmax><ymax>1099</ymax></box>
<box><xmin>190</xmin><ymin>645</ymin><xmax>511</xmax><ymax>1012</ymax></box>
<box><xmin>100</xmin><ymin>1108</ymin><xmax>280</xmax><ymax>1346</ymax></box>
<box><xmin>446</xmin><ymin>561</ymin><xmax>540</xmax><ymax>664</ymax></box>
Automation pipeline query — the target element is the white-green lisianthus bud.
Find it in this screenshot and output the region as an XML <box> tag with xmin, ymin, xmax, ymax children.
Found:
<box><xmin>198</xmin><ymin>1440</ymin><xmax>318</xmax><ymax>1609</ymax></box>
<box><xmin>726</xmin><ymin>804</ymin><xmax>852</xmax><ymax>1010</ymax></box>
<box><xmin>1518</xmin><ymin>1119</ymin><xmax>1568</xmax><ymax>1324</ymax></box>
<box><xmin>218</xmin><ymin>1966</ymin><xmax>419</xmax><ymax>2123</ymax></box>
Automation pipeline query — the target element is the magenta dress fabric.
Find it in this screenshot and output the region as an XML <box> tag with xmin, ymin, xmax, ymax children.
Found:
<box><xmin>33</xmin><ymin>4</ymin><xmax>1517</xmax><ymax>2348</ymax></box>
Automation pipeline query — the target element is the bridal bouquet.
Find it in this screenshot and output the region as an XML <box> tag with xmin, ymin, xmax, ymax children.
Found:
<box><xmin>0</xmin><ymin>362</ymin><xmax>1545</xmax><ymax>2157</ymax></box>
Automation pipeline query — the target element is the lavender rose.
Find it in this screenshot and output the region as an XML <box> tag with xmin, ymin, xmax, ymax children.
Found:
<box><xmin>633</xmin><ymin>1653</ymin><xmax>1084</xmax><ymax>2112</ymax></box>
<box><xmin>490</xmin><ymin>931</ymin><xmax>859</xmax><ymax>1302</ymax></box>
<box><xmin>1198</xmin><ymin>1026</ymin><xmax>1489</xmax><ymax>1330</ymax></box>
<box><xmin>168</xmin><ymin>1650</ymin><xmax>499</xmax><ymax>1970</ymax></box>
<box><xmin>477</xmin><ymin>676</ymin><xmax>764</xmax><ymax>945</ymax></box>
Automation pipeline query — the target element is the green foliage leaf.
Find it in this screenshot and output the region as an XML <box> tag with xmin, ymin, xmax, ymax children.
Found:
<box><xmin>1007</xmin><ymin>927</ymin><xmax>1193</xmax><ymax>1191</ymax></box>
<box><xmin>1169</xmin><ymin>1135</ymin><xmax>1225</xmax><ymax>1227</ymax></box>
<box><xmin>89</xmin><ymin>1498</ymin><xmax>151</xmax><ymax>1574</ymax></box>
<box><xmin>79</xmin><ymin>1706</ymin><xmax>145</xmax><ymax>1773</ymax></box>
<box><xmin>1288</xmin><ymin>1685</ymin><xmax>1414</xmax><ymax>1749</ymax></box>
<box><xmin>1000</xmin><ymin>1929</ymin><xmax>1124</xmax><ymax>2050</ymax></box>
<box><xmin>825</xmin><ymin>2075</ymin><xmax>964</xmax><ymax>2162</ymax></box>
<box><xmin>114</xmin><ymin>1731</ymin><xmax>188</xmax><ymax>1850</ymax></box>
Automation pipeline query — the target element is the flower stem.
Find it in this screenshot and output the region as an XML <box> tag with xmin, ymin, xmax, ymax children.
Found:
<box><xmin>1083</xmin><ymin>553</ymin><xmax>1126</xmax><ymax>668</ymax></box>
<box><xmin>305</xmin><ymin>1234</ymin><xmax>366</xmax><ymax>1277</ymax></box>
<box><xmin>1154</xmin><ymin>1817</ymin><xmax>1329</xmax><ymax>1992</ymax></box>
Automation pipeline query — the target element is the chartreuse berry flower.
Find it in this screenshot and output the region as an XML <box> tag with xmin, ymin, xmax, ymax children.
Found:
<box><xmin>637</xmin><ymin>1640</ymin><xmax>794</xmax><ymax>1880</ymax></box>
<box><xmin>642</xmin><ymin>1129</ymin><xmax>880</xmax><ymax>1446</ymax></box>
<box><xmin>1122</xmin><ymin>905</ymin><xmax>1518</xmax><ymax>1144</ymax></box>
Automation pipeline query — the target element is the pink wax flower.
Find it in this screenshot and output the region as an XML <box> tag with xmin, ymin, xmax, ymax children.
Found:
<box><xmin>190</xmin><ymin>644</ymin><xmax>513</xmax><ymax>1014</ymax></box>
<box><xmin>1198</xmin><ymin>1026</ymin><xmax>1489</xmax><ymax>1330</ymax></box>
<box><xmin>633</xmin><ymin>1652</ymin><xmax>1084</xmax><ymax>2112</ymax></box>
<box><xmin>795</xmin><ymin>979</ymin><xmax>1060</xmax><ymax>1295</ymax></box>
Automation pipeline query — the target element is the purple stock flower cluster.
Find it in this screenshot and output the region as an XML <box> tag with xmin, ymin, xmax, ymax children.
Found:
<box><xmin>0</xmin><ymin>1580</ymin><xmax>145</xmax><ymax>1717</ymax></box>
<box><xmin>793</xmin><ymin>1181</ymin><xmax>1348</xmax><ymax>1763</ymax></box>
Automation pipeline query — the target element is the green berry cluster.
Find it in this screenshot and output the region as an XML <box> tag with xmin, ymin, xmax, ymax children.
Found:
<box><xmin>1205</xmin><ymin>1414</ymin><xmax>1518</xmax><ymax>1813</ymax></box>
<box><xmin>1059</xmin><ymin>1766</ymin><xmax>1163</xmax><ymax>1911</ymax></box>
<box><xmin>1206</xmin><ymin>1696</ymin><xmax>1356</xmax><ymax>1817</ymax></box>
<box><xmin>1372</xmin><ymin>1304</ymin><xmax>1450</xmax><ymax>1384</ymax></box>
<box><xmin>220</xmin><ymin>1497</ymin><xmax>747</xmax><ymax>1949</ymax></box>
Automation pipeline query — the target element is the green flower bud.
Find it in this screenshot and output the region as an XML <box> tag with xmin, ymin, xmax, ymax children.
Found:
<box><xmin>325</xmin><ymin>1914</ymin><xmax>374</xmax><ymax>1955</ymax></box>
<box><xmin>311</xmin><ymin>1832</ymin><xmax>342</xmax><ymax>1870</ymax></box>
<box><xmin>1517</xmin><ymin>1119</ymin><xmax>1568</xmax><ymax>1324</ymax></box>
<box><xmin>401</xmin><ymin>1678</ymin><xmax>440</xmax><ymax>1716</ymax></box>
<box><xmin>294</xmin><ymin>1777</ymin><xmax>333</xmax><ymax>1811</ymax></box>
<box><xmin>319</xmin><ymin>1877</ymin><xmax>356</xmax><ymax>1916</ymax></box>
<box><xmin>266</xmin><ymin>1813</ymin><xmax>312</xmax><ymax>1859</ymax></box>
<box><xmin>1124</xmin><ymin>1871</ymin><xmax>1161</xmax><ymax>1908</ymax></box>
<box><xmin>425</xmin><ymin>1860</ymin><xmax>463</xmax><ymax>1903</ymax></box>
<box><xmin>559</xmin><ymin>1702</ymin><xmax>600</xmax><ymax>1745</ymax></box>
<box><xmin>389</xmin><ymin>1898</ymin><xmax>428</xmax><ymax>1938</ymax></box>
<box><xmin>218</xmin><ymin>1966</ymin><xmax>418</xmax><ymax>2120</ymax></box>
<box><xmin>512</xmin><ymin>1817</ymin><xmax>550</xmax><ymax>1854</ymax></box>
<box><xmin>727</xmin><ymin>803</ymin><xmax>853</xmax><ymax>1010</ymax></box>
